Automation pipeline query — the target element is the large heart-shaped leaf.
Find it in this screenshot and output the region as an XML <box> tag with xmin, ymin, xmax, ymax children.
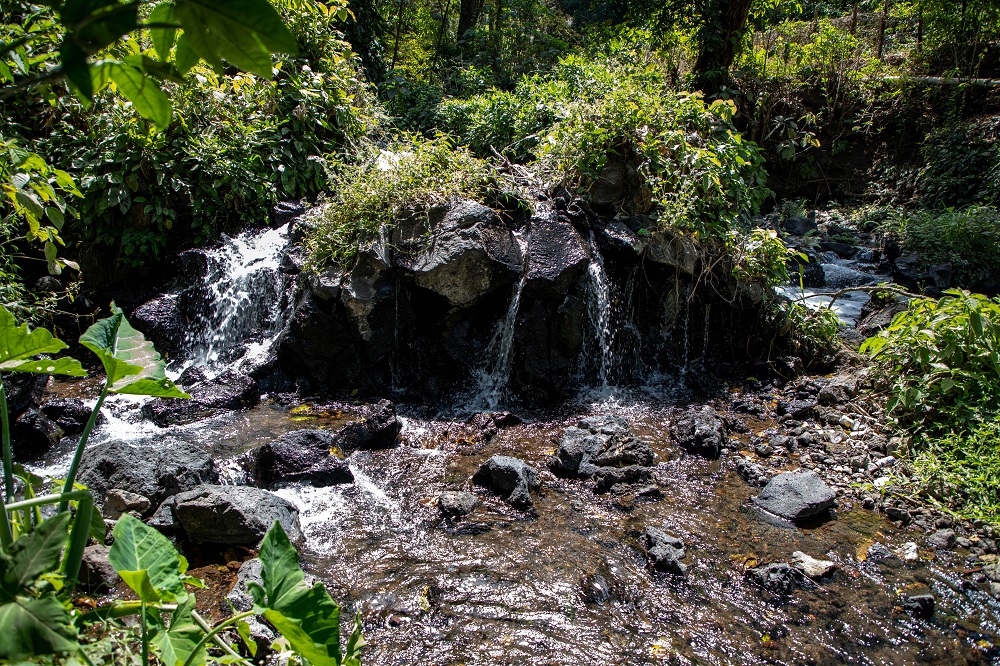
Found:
<box><xmin>0</xmin><ymin>305</ymin><xmax>85</xmax><ymax>376</ymax></box>
<box><xmin>153</xmin><ymin>595</ymin><xmax>205</xmax><ymax>666</ymax></box>
<box><xmin>0</xmin><ymin>595</ymin><xmax>79</xmax><ymax>660</ymax></box>
<box><xmin>108</xmin><ymin>515</ymin><xmax>188</xmax><ymax>603</ymax></box>
<box><xmin>0</xmin><ymin>513</ymin><xmax>71</xmax><ymax>601</ymax></box>
<box><xmin>79</xmin><ymin>304</ymin><xmax>189</xmax><ymax>398</ymax></box>
<box><xmin>255</xmin><ymin>521</ymin><xmax>350</xmax><ymax>666</ymax></box>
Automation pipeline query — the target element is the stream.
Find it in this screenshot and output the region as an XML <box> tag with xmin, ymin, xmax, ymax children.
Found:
<box><xmin>31</xmin><ymin>225</ymin><xmax>1000</xmax><ymax>665</ymax></box>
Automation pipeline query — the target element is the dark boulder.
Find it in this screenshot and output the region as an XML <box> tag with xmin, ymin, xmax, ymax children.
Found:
<box><xmin>789</xmin><ymin>251</ymin><xmax>825</xmax><ymax>288</ymax></box>
<box><xmin>472</xmin><ymin>455</ymin><xmax>539</xmax><ymax>509</ymax></box>
<box><xmin>439</xmin><ymin>491</ymin><xmax>479</xmax><ymax>518</ymax></box>
<box><xmin>332</xmin><ymin>400</ymin><xmax>401</xmax><ymax>451</ymax></box>
<box><xmin>131</xmin><ymin>295</ymin><xmax>185</xmax><ymax>357</ymax></box>
<box><xmin>78</xmin><ymin>439</ymin><xmax>218</xmax><ymax>505</ymax></box>
<box><xmin>753</xmin><ymin>470</ymin><xmax>836</xmax><ymax>521</ymax></box>
<box><xmin>781</xmin><ymin>216</ymin><xmax>818</xmax><ymax>236</ymax></box>
<box><xmin>819</xmin><ymin>241</ymin><xmax>858</xmax><ymax>259</ymax></box>
<box><xmin>645</xmin><ymin>229</ymin><xmax>699</xmax><ymax>275</ymax></box>
<box><xmin>40</xmin><ymin>398</ymin><xmax>99</xmax><ymax>435</ymax></box>
<box><xmin>670</xmin><ymin>406</ymin><xmax>727</xmax><ymax>458</ymax></box>
<box><xmin>408</xmin><ymin>201</ymin><xmax>522</xmax><ymax>308</ymax></box>
<box><xmin>645</xmin><ymin>527</ymin><xmax>687</xmax><ymax>575</ymax></box>
<box><xmin>747</xmin><ymin>562</ymin><xmax>802</xmax><ymax>594</ymax></box>
<box><xmin>271</xmin><ymin>200</ymin><xmax>305</xmax><ymax>227</ymax></box>
<box><xmin>550</xmin><ymin>427</ymin><xmax>607</xmax><ymax>479</ymax></box>
<box><xmin>593</xmin><ymin>465</ymin><xmax>653</xmax><ymax>493</ymax></box>
<box><xmin>78</xmin><ymin>545</ymin><xmax>120</xmax><ymax>592</ymax></box>
<box><xmin>4</xmin><ymin>373</ymin><xmax>48</xmax><ymax>417</ymax></box>
<box><xmin>142</xmin><ymin>371</ymin><xmax>259</xmax><ymax>427</ymax></box>
<box><xmin>902</xmin><ymin>593</ymin><xmax>935</xmax><ymax>618</ymax></box>
<box><xmin>252</xmin><ymin>429</ymin><xmax>354</xmax><ymax>488</ymax></box>
<box><xmin>11</xmin><ymin>408</ymin><xmax>63</xmax><ymax>460</ymax></box>
<box><xmin>171</xmin><ymin>484</ymin><xmax>303</xmax><ymax>545</ymax></box>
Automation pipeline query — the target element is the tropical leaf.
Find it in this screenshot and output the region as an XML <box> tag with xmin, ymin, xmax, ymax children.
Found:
<box><xmin>79</xmin><ymin>304</ymin><xmax>189</xmax><ymax>398</ymax></box>
<box><xmin>108</xmin><ymin>515</ymin><xmax>188</xmax><ymax>603</ymax></box>
<box><xmin>149</xmin><ymin>2</ymin><xmax>179</xmax><ymax>61</ymax></box>
<box><xmin>0</xmin><ymin>513</ymin><xmax>71</xmax><ymax>601</ymax></box>
<box><xmin>153</xmin><ymin>595</ymin><xmax>205</xmax><ymax>666</ymax></box>
<box><xmin>0</xmin><ymin>595</ymin><xmax>79</xmax><ymax>660</ymax></box>
<box><xmin>0</xmin><ymin>305</ymin><xmax>85</xmax><ymax>376</ymax></box>
<box><xmin>255</xmin><ymin>521</ymin><xmax>352</xmax><ymax>666</ymax></box>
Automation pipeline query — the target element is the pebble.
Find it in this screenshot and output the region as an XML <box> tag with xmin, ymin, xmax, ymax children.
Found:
<box><xmin>791</xmin><ymin>551</ymin><xmax>837</xmax><ymax>578</ymax></box>
<box><xmin>896</xmin><ymin>542</ymin><xmax>919</xmax><ymax>561</ymax></box>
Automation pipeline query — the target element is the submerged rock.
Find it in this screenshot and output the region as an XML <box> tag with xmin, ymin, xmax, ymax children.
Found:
<box><xmin>439</xmin><ymin>491</ymin><xmax>479</xmax><ymax>518</ymax></box>
<box><xmin>171</xmin><ymin>484</ymin><xmax>303</xmax><ymax>545</ymax></box>
<box><xmin>747</xmin><ymin>562</ymin><xmax>802</xmax><ymax>594</ymax></box>
<box><xmin>670</xmin><ymin>406</ymin><xmax>727</xmax><ymax>458</ymax></box>
<box><xmin>472</xmin><ymin>455</ymin><xmax>539</xmax><ymax>509</ymax></box>
<box><xmin>902</xmin><ymin>593</ymin><xmax>935</xmax><ymax>618</ymax></box>
<box><xmin>78</xmin><ymin>439</ymin><xmax>219</xmax><ymax>505</ymax></box>
<box><xmin>593</xmin><ymin>465</ymin><xmax>653</xmax><ymax>493</ymax></box>
<box><xmin>645</xmin><ymin>527</ymin><xmax>687</xmax><ymax>576</ymax></box>
<box><xmin>252</xmin><ymin>429</ymin><xmax>354</xmax><ymax>488</ymax></box>
<box><xmin>753</xmin><ymin>470</ymin><xmax>836</xmax><ymax>521</ymax></box>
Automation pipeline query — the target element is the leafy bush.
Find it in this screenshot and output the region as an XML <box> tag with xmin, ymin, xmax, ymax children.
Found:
<box><xmin>727</xmin><ymin>228</ymin><xmax>804</xmax><ymax>287</ymax></box>
<box><xmin>916</xmin><ymin>117</ymin><xmax>1000</xmax><ymax>207</ymax></box>
<box><xmin>304</xmin><ymin>135</ymin><xmax>493</xmax><ymax>266</ymax></box>
<box><xmin>879</xmin><ymin>206</ymin><xmax>1000</xmax><ymax>288</ymax></box>
<box><xmin>909</xmin><ymin>418</ymin><xmax>1000</xmax><ymax>525</ymax></box>
<box><xmin>774</xmin><ymin>301</ymin><xmax>840</xmax><ymax>361</ymax></box>
<box><xmin>861</xmin><ymin>290</ymin><xmax>1000</xmax><ymax>433</ymax></box>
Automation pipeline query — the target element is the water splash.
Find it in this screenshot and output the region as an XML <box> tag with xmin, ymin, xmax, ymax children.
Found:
<box><xmin>474</xmin><ymin>270</ymin><xmax>527</xmax><ymax>409</ymax></box>
<box><xmin>581</xmin><ymin>231</ymin><xmax>613</xmax><ymax>391</ymax></box>
<box><xmin>182</xmin><ymin>224</ymin><xmax>293</xmax><ymax>376</ymax></box>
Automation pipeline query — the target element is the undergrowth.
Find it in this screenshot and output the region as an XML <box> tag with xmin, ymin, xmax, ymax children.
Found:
<box><xmin>304</xmin><ymin>135</ymin><xmax>493</xmax><ymax>266</ymax></box>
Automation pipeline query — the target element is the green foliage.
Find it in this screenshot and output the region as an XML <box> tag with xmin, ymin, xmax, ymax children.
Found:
<box><xmin>878</xmin><ymin>206</ymin><xmax>1000</xmax><ymax>288</ymax></box>
<box><xmin>79</xmin><ymin>303</ymin><xmax>188</xmax><ymax>398</ymax></box>
<box><xmin>305</xmin><ymin>135</ymin><xmax>492</xmax><ymax>266</ymax></box>
<box><xmin>908</xmin><ymin>418</ymin><xmax>1000</xmax><ymax>525</ymax></box>
<box><xmin>0</xmin><ymin>305</ymin><xmax>85</xmax><ymax>377</ymax></box>
<box><xmin>783</xmin><ymin>301</ymin><xmax>839</xmax><ymax>357</ymax></box>
<box><xmin>109</xmin><ymin>515</ymin><xmax>191</xmax><ymax>604</ymax></box>
<box><xmin>251</xmin><ymin>521</ymin><xmax>365</xmax><ymax>666</ymax></box>
<box><xmin>861</xmin><ymin>289</ymin><xmax>1000</xmax><ymax>433</ymax></box>
<box><xmin>915</xmin><ymin>118</ymin><xmax>1000</xmax><ymax>208</ymax></box>
<box><xmin>727</xmin><ymin>228</ymin><xmax>804</xmax><ymax>287</ymax></box>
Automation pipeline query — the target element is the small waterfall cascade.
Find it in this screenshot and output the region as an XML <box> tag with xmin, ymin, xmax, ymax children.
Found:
<box><xmin>473</xmin><ymin>231</ymin><xmax>530</xmax><ymax>409</ymax></box>
<box><xmin>581</xmin><ymin>231</ymin><xmax>614</xmax><ymax>390</ymax></box>
<box><xmin>182</xmin><ymin>224</ymin><xmax>293</xmax><ymax>376</ymax></box>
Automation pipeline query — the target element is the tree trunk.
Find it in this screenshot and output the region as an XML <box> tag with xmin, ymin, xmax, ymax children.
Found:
<box><xmin>850</xmin><ymin>1</ymin><xmax>859</xmax><ymax>35</ymax></box>
<box><xmin>875</xmin><ymin>0</ymin><xmax>889</xmax><ymax>60</ymax></box>
<box><xmin>917</xmin><ymin>4</ymin><xmax>923</xmax><ymax>51</ymax></box>
<box><xmin>457</xmin><ymin>0</ymin><xmax>483</xmax><ymax>42</ymax></box>
<box><xmin>693</xmin><ymin>0</ymin><xmax>755</xmax><ymax>97</ymax></box>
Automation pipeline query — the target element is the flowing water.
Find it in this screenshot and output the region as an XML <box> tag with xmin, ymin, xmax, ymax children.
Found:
<box><xmin>32</xmin><ymin>224</ymin><xmax>1000</xmax><ymax>665</ymax></box>
<box><xmin>581</xmin><ymin>231</ymin><xmax>613</xmax><ymax>390</ymax></box>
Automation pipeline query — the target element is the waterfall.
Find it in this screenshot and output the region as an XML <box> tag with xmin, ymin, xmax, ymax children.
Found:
<box><xmin>182</xmin><ymin>224</ymin><xmax>293</xmax><ymax>376</ymax></box>
<box><xmin>474</xmin><ymin>269</ymin><xmax>527</xmax><ymax>410</ymax></box>
<box><xmin>581</xmin><ymin>231</ymin><xmax>613</xmax><ymax>390</ymax></box>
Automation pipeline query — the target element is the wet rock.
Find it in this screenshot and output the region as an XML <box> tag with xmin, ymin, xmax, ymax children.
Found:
<box><xmin>753</xmin><ymin>470</ymin><xmax>836</xmax><ymax>521</ymax></box>
<box><xmin>147</xmin><ymin>496</ymin><xmax>178</xmax><ymax>531</ymax></box>
<box><xmin>581</xmin><ymin>573</ymin><xmax>611</xmax><ymax>604</ymax></box>
<box><xmin>306</xmin><ymin>265</ymin><xmax>343</xmax><ymax>301</ymax></box>
<box><xmin>466</xmin><ymin>412</ymin><xmax>521</xmax><ymax>440</ymax></box>
<box><xmin>410</xmin><ymin>201</ymin><xmax>522</xmax><ymax>308</ymax></box>
<box><xmin>593</xmin><ymin>465</ymin><xmax>653</xmax><ymax>493</ymax></box>
<box><xmin>782</xmin><ymin>216</ymin><xmax>818</xmax><ymax>236</ymax></box>
<box><xmin>3</xmin><ymin>373</ymin><xmax>48</xmax><ymax>417</ymax></box>
<box><xmin>40</xmin><ymin>398</ymin><xmax>98</xmax><ymax>436</ymax></box>
<box><xmin>78</xmin><ymin>439</ymin><xmax>218</xmax><ymax>505</ymax></box>
<box><xmin>866</xmin><ymin>542</ymin><xmax>896</xmax><ymax>561</ymax></box>
<box><xmin>645</xmin><ymin>527</ymin><xmax>687</xmax><ymax>576</ymax></box>
<box><xmin>472</xmin><ymin>455</ymin><xmax>539</xmax><ymax>509</ymax></box>
<box><xmin>142</xmin><ymin>370</ymin><xmax>260</xmax><ymax>427</ymax></box>
<box><xmin>131</xmin><ymin>295</ymin><xmax>185</xmax><ymax>357</ymax></box>
<box><xmin>333</xmin><ymin>400</ymin><xmax>402</xmax><ymax>451</ymax></box>
<box><xmin>439</xmin><ymin>491</ymin><xmax>479</xmax><ymax>518</ymax></box>
<box><xmin>577</xmin><ymin>415</ymin><xmax>630</xmax><ymax>437</ymax></box>
<box><xmin>645</xmin><ymin>229</ymin><xmax>699</xmax><ymax>275</ymax></box>
<box><xmin>550</xmin><ymin>427</ymin><xmax>606</xmax><ymax>478</ymax></box>
<box><xmin>103</xmin><ymin>489</ymin><xmax>152</xmax><ymax>520</ymax></box>
<box><xmin>791</xmin><ymin>551</ymin><xmax>836</xmax><ymax>578</ymax></box>
<box><xmin>776</xmin><ymin>399</ymin><xmax>816</xmax><ymax>420</ymax></box>
<box><xmin>902</xmin><ymin>593</ymin><xmax>935</xmax><ymax>618</ymax></box>
<box><xmin>747</xmin><ymin>563</ymin><xmax>802</xmax><ymax>594</ymax></box>
<box><xmin>172</xmin><ymin>484</ymin><xmax>303</xmax><ymax>545</ymax></box>
<box><xmin>857</xmin><ymin>298</ymin><xmax>910</xmax><ymax>338</ymax></box>
<box><xmin>596</xmin><ymin>220</ymin><xmax>645</xmax><ymax>257</ymax></box>
<box><xmin>819</xmin><ymin>240</ymin><xmax>858</xmax><ymax>259</ymax></box>
<box><xmin>789</xmin><ymin>251</ymin><xmax>825</xmax><ymax>288</ymax></box>
<box><xmin>734</xmin><ymin>457</ymin><xmax>770</xmax><ymax>487</ymax></box>
<box><xmin>78</xmin><ymin>545</ymin><xmax>120</xmax><ymax>592</ymax></box>
<box><xmin>896</xmin><ymin>542</ymin><xmax>919</xmax><ymax>561</ymax></box>
<box><xmin>223</xmin><ymin>558</ymin><xmax>278</xmax><ymax>651</ymax></box>
<box><xmin>11</xmin><ymin>408</ymin><xmax>63</xmax><ymax>461</ymax></box>
<box><xmin>927</xmin><ymin>529</ymin><xmax>956</xmax><ymax>550</ymax></box>
<box><xmin>271</xmin><ymin>200</ymin><xmax>305</xmax><ymax>227</ymax></box>
<box><xmin>252</xmin><ymin>429</ymin><xmax>354</xmax><ymax>488</ymax></box>
<box><xmin>670</xmin><ymin>406</ymin><xmax>727</xmax><ymax>458</ymax></box>
<box><xmin>32</xmin><ymin>275</ymin><xmax>62</xmax><ymax>293</ymax></box>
